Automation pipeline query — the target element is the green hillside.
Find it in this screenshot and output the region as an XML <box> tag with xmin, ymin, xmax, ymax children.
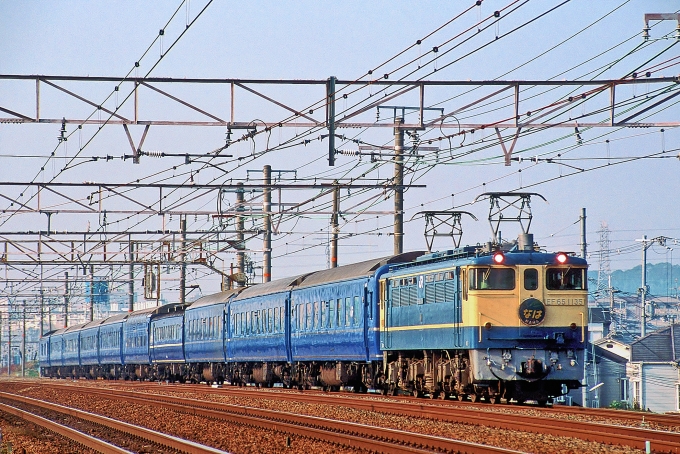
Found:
<box><xmin>588</xmin><ymin>263</ymin><xmax>680</xmax><ymax>298</ymax></box>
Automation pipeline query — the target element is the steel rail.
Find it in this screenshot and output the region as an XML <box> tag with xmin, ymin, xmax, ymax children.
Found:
<box><xmin>0</xmin><ymin>401</ymin><xmax>133</xmax><ymax>454</ymax></box>
<box><xmin>544</xmin><ymin>404</ymin><xmax>680</xmax><ymax>428</ymax></box>
<box><xmin>111</xmin><ymin>383</ymin><xmax>680</xmax><ymax>453</ymax></box>
<box><xmin>26</xmin><ymin>384</ymin><xmax>521</xmax><ymax>454</ymax></box>
<box><xmin>0</xmin><ymin>391</ymin><xmax>228</xmax><ymax>454</ymax></box>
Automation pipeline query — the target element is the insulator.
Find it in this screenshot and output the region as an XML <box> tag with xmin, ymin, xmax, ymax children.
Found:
<box><xmin>145</xmin><ymin>150</ymin><xmax>165</xmax><ymax>157</ymax></box>
<box><xmin>338</xmin><ymin>149</ymin><xmax>360</xmax><ymax>156</ymax></box>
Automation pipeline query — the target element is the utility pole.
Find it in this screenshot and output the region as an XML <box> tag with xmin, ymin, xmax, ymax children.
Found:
<box><xmin>263</xmin><ymin>165</ymin><xmax>272</xmax><ymax>282</ymax></box>
<box><xmin>129</xmin><ymin>237</ymin><xmax>134</xmax><ymax>312</ymax></box>
<box><xmin>330</xmin><ymin>182</ymin><xmax>339</xmax><ymax>268</ymax></box>
<box><xmin>394</xmin><ymin>117</ymin><xmax>404</xmax><ymax>255</ymax></box>
<box><xmin>63</xmin><ymin>272</ymin><xmax>69</xmax><ymax>327</ymax></box>
<box><xmin>89</xmin><ymin>264</ymin><xmax>94</xmax><ymax>321</ymax></box>
<box><xmin>39</xmin><ymin>264</ymin><xmax>44</xmax><ymax>336</ymax></box>
<box><xmin>7</xmin><ymin>303</ymin><xmax>11</xmax><ymax>376</ymax></box>
<box><xmin>636</xmin><ymin>235</ymin><xmax>670</xmax><ymax>337</ymax></box>
<box><xmin>179</xmin><ymin>216</ymin><xmax>187</xmax><ymax>303</ymax></box>
<box><xmin>236</xmin><ymin>183</ymin><xmax>246</xmax><ymax>286</ymax></box>
<box><xmin>580</xmin><ymin>208</ymin><xmax>587</xmax><ymax>259</ymax></box>
<box><xmin>21</xmin><ymin>300</ymin><xmax>25</xmax><ymax>377</ymax></box>
<box><xmin>640</xmin><ymin>235</ymin><xmax>649</xmax><ymax>337</ymax></box>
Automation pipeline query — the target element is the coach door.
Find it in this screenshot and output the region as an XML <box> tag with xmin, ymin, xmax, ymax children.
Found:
<box><xmin>378</xmin><ymin>279</ymin><xmax>391</xmax><ymax>349</ymax></box>
<box><xmin>453</xmin><ymin>267</ymin><xmax>463</xmax><ymax>348</ymax></box>
<box><xmin>284</xmin><ymin>294</ymin><xmax>293</xmax><ymax>363</ymax></box>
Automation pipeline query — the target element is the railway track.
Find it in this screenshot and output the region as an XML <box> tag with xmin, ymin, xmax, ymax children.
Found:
<box><xmin>13</xmin><ymin>380</ymin><xmax>680</xmax><ymax>453</ymax></box>
<box><xmin>0</xmin><ymin>400</ymin><xmax>132</xmax><ymax>454</ymax></box>
<box><xmin>110</xmin><ymin>381</ymin><xmax>680</xmax><ymax>451</ymax></box>
<box><xmin>0</xmin><ymin>391</ymin><xmax>228</xmax><ymax>454</ymax></box>
<box><xmin>4</xmin><ymin>385</ymin><xmax>522</xmax><ymax>454</ymax></box>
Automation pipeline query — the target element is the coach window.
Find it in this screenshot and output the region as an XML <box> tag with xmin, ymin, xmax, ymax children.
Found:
<box><xmin>524</xmin><ymin>269</ymin><xmax>539</xmax><ymax>290</ymax></box>
<box><xmin>354</xmin><ymin>296</ymin><xmax>361</xmax><ymax>326</ymax></box>
<box><xmin>312</xmin><ymin>301</ymin><xmax>318</xmax><ymax>330</ymax></box>
<box><xmin>320</xmin><ymin>301</ymin><xmax>326</xmax><ymax>329</ymax></box>
<box><xmin>328</xmin><ymin>300</ymin><xmax>335</xmax><ymax>328</ymax></box>
<box><xmin>345</xmin><ymin>297</ymin><xmax>354</xmax><ymax>326</ymax></box>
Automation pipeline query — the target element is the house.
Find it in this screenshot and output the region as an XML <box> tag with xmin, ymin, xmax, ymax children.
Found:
<box><xmin>592</xmin><ymin>337</ymin><xmax>631</xmax><ymax>408</ymax></box>
<box><xmin>628</xmin><ymin>323</ymin><xmax>680</xmax><ymax>413</ymax></box>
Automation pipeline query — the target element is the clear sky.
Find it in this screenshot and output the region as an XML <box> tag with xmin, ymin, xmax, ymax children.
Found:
<box><xmin>1</xmin><ymin>1</ymin><xmax>679</xmax><ymax>302</ymax></box>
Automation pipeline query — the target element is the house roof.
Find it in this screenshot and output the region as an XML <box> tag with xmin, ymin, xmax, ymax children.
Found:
<box><xmin>630</xmin><ymin>323</ymin><xmax>680</xmax><ymax>362</ymax></box>
<box><xmin>594</xmin><ymin>337</ymin><xmax>630</xmax><ymax>363</ymax></box>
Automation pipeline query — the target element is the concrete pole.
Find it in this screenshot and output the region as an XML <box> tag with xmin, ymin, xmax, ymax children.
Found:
<box><xmin>394</xmin><ymin>117</ymin><xmax>404</xmax><ymax>255</ymax></box>
<box><xmin>236</xmin><ymin>183</ymin><xmax>246</xmax><ymax>286</ymax></box>
<box><xmin>7</xmin><ymin>304</ymin><xmax>11</xmax><ymax>375</ymax></box>
<box><xmin>580</xmin><ymin>208</ymin><xmax>587</xmax><ymax>259</ymax></box>
<box><xmin>21</xmin><ymin>300</ymin><xmax>25</xmax><ymax>377</ymax></box>
<box><xmin>330</xmin><ymin>183</ymin><xmax>339</xmax><ymax>268</ymax></box>
<box><xmin>179</xmin><ymin>216</ymin><xmax>187</xmax><ymax>303</ymax></box>
<box><xmin>63</xmin><ymin>272</ymin><xmax>69</xmax><ymax>327</ymax></box>
<box><xmin>39</xmin><ymin>264</ymin><xmax>44</xmax><ymax>336</ymax></box>
<box><xmin>129</xmin><ymin>236</ymin><xmax>135</xmax><ymax>312</ymax></box>
<box><xmin>89</xmin><ymin>264</ymin><xmax>94</xmax><ymax>321</ymax></box>
<box><xmin>263</xmin><ymin>166</ymin><xmax>272</xmax><ymax>282</ymax></box>
<box><xmin>641</xmin><ymin>235</ymin><xmax>648</xmax><ymax>337</ymax></box>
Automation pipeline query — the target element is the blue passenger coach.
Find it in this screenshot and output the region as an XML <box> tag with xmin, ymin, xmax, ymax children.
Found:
<box><xmin>183</xmin><ymin>290</ymin><xmax>241</xmax><ymax>383</ymax></box>
<box><xmin>149</xmin><ymin>303</ymin><xmax>189</xmax><ymax>381</ymax></box>
<box><xmin>122</xmin><ymin>303</ymin><xmax>187</xmax><ymax>380</ymax></box>
<box><xmin>287</xmin><ymin>253</ymin><xmax>422</xmax><ymax>390</ymax></box>
<box><xmin>79</xmin><ymin>319</ymin><xmax>105</xmax><ymax>373</ymax></box>
<box><xmin>98</xmin><ymin>313</ymin><xmax>128</xmax><ymax>379</ymax></box>
<box><xmin>228</xmin><ymin>275</ymin><xmax>305</xmax><ymax>387</ymax></box>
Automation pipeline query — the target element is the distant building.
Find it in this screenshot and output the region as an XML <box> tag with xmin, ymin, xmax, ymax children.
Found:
<box><xmin>85</xmin><ymin>277</ymin><xmax>110</xmax><ymax>312</ymax></box>
<box><xmin>593</xmin><ymin>337</ymin><xmax>631</xmax><ymax>408</ymax></box>
<box><xmin>628</xmin><ymin>324</ymin><xmax>680</xmax><ymax>413</ymax></box>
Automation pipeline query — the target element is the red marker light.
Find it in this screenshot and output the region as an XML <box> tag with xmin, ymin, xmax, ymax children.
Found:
<box><xmin>493</xmin><ymin>252</ymin><xmax>505</xmax><ymax>264</ymax></box>
<box><xmin>556</xmin><ymin>252</ymin><xmax>568</xmax><ymax>264</ymax></box>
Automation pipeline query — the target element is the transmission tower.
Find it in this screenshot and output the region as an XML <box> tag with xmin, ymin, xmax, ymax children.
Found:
<box><xmin>596</xmin><ymin>221</ymin><xmax>612</xmax><ymax>299</ymax></box>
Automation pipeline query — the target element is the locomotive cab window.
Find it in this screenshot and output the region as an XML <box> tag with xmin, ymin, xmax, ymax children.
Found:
<box><xmin>469</xmin><ymin>267</ymin><xmax>515</xmax><ymax>290</ymax></box>
<box><xmin>546</xmin><ymin>267</ymin><xmax>586</xmax><ymax>290</ymax></box>
<box><xmin>524</xmin><ymin>269</ymin><xmax>539</xmax><ymax>290</ymax></box>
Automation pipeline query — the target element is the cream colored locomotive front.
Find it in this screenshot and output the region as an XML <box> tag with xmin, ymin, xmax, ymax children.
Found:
<box><xmin>467</xmin><ymin>262</ymin><xmax>588</xmax><ymax>388</ymax></box>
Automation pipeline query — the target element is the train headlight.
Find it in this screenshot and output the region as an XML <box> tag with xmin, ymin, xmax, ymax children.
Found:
<box><xmin>484</xmin><ymin>322</ymin><xmax>492</xmax><ymax>330</ymax></box>
<box><xmin>493</xmin><ymin>252</ymin><xmax>505</xmax><ymax>264</ymax></box>
<box><xmin>569</xmin><ymin>322</ymin><xmax>577</xmax><ymax>330</ymax></box>
<box><xmin>556</xmin><ymin>252</ymin><xmax>568</xmax><ymax>264</ymax></box>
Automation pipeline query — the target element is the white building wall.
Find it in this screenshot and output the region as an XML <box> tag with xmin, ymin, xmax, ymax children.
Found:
<box><xmin>641</xmin><ymin>364</ymin><xmax>680</xmax><ymax>413</ymax></box>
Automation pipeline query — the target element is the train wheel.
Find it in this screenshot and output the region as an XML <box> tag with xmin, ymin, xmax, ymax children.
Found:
<box><xmin>491</xmin><ymin>395</ymin><xmax>501</xmax><ymax>404</ymax></box>
<box><xmin>438</xmin><ymin>391</ymin><xmax>447</xmax><ymax>400</ymax></box>
<box><xmin>456</xmin><ymin>393</ymin><xmax>466</xmax><ymax>402</ymax></box>
<box><xmin>469</xmin><ymin>393</ymin><xmax>479</xmax><ymax>403</ymax></box>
